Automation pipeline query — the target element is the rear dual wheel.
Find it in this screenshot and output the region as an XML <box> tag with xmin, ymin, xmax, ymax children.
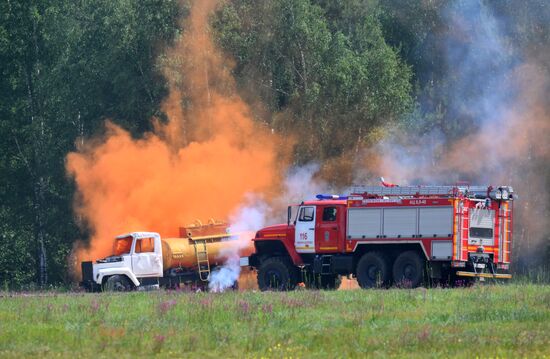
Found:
<box><xmin>356</xmin><ymin>250</ymin><xmax>426</xmax><ymax>289</ymax></box>
<box><xmin>392</xmin><ymin>250</ymin><xmax>425</xmax><ymax>288</ymax></box>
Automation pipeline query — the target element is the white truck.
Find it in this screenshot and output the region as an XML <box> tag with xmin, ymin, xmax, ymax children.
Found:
<box><xmin>81</xmin><ymin>222</ymin><xmax>251</xmax><ymax>291</ymax></box>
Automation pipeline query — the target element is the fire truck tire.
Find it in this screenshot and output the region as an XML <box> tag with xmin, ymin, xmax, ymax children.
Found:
<box><xmin>356</xmin><ymin>252</ymin><xmax>390</xmax><ymax>289</ymax></box>
<box><xmin>103</xmin><ymin>275</ymin><xmax>133</xmax><ymax>292</ymax></box>
<box><xmin>257</xmin><ymin>257</ymin><xmax>299</xmax><ymax>291</ymax></box>
<box><xmin>392</xmin><ymin>251</ymin><xmax>425</xmax><ymax>288</ymax></box>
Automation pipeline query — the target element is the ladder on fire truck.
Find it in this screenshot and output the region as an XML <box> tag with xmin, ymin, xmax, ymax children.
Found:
<box><xmin>320</xmin><ymin>255</ymin><xmax>332</xmax><ymax>275</ymax></box>
<box><xmin>499</xmin><ymin>205</ymin><xmax>513</xmax><ymax>263</ymax></box>
<box><xmin>348</xmin><ymin>184</ymin><xmax>513</xmax><ymax>199</ymax></box>
<box><xmin>504</xmin><ymin>208</ymin><xmax>512</xmax><ymax>260</ymax></box>
<box><xmin>193</xmin><ymin>240</ymin><xmax>211</xmax><ymax>281</ymax></box>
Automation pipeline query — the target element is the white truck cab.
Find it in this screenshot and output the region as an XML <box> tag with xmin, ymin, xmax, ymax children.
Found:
<box><xmin>81</xmin><ymin>232</ymin><xmax>163</xmax><ymax>291</ymax></box>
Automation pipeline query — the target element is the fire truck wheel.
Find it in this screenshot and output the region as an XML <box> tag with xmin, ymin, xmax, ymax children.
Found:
<box><xmin>392</xmin><ymin>251</ymin><xmax>425</xmax><ymax>288</ymax></box>
<box><xmin>356</xmin><ymin>252</ymin><xmax>390</xmax><ymax>289</ymax></box>
<box><xmin>257</xmin><ymin>257</ymin><xmax>299</xmax><ymax>291</ymax></box>
<box><xmin>103</xmin><ymin>275</ymin><xmax>133</xmax><ymax>292</ymax></box>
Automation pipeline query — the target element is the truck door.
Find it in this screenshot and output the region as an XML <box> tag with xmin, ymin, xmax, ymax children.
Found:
<box><xmin>131</xmin><ymin>236</ymin><xmax>163</xmax><ymax>277</ymax></box>
<box><xmin>316</xmin><ymin>206</ymin><xmax>340</xmax><ymax>253</ymax></box>
<box><xmin>295</xmin><ymin>206</ymin><xmax>316</xmax><ymax>253</ymax></box>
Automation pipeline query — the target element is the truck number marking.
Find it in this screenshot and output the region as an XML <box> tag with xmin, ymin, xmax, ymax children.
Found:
<box><xmin>299</xmin><ymin>232</ymin><xmax>308</xmax><ymax>240</ymax></box>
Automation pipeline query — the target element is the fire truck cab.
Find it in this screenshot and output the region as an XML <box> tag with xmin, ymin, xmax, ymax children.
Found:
<box><xmin>245</xmin><ymin>184</ymin><xmax>514</xmax><ymax>290</ymax></box>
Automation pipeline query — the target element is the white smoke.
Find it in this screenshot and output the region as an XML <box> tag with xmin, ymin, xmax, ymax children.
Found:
<box><xmin>270</xmin><ymin>163</ymin><xmax>329</xmax><ymax>222</ymax></box>
<box><xmin>208</xmin><ymin>164</ymin><xmax>329</xmax><ymax>292</ymax></box>
<box><xmin>280</xmin><ymin>163</ymin><xmax>326</xmax><ymax>202</ymax></box>
<box><xmin>208</xmin><ymin>195</ymin><xmax>268</xmax><ymax>292</ymax></box>
<box><xmin>207</xmin><ymin>255</ymin><xmax>240</xmax><ymax>292</ymax></box>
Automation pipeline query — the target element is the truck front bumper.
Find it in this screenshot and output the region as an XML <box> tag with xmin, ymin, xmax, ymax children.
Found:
<box><xmin>239</xmin><ymin>257</ymin><xmax>249</xmax><ymax>267</ymax></box>
<box><xmin>80</xmin><ymin>261</ymin><xmax>101</xmax><ymax>292</ymax></box>
<box><xmin>456</xmin><ymin>271</ymin><xmax>512</xmax><ymax>279</ymax></box>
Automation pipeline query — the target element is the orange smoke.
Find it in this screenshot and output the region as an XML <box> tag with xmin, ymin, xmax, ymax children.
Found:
<box><xmin>67</xmin><ymin>0</ymin><xmax>286</xmax><ymax>264</ymax></box>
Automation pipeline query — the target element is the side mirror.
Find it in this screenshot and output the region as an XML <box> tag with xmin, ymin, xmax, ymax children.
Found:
<box><xmin>287</xmin><ymin>206</ymin><xmax>292</xmax><ymax>226</ymax></box>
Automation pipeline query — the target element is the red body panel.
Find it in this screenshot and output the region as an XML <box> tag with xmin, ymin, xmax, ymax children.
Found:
<box><xmin>314</xmin><ymin>203</ymin><xmax>347</xmax><ymax>253</ymax></box>
<box><xmin>348</xmin><ymin>197</ymin><xmax>453</xmax><ymax>208</ymax></box>
<box><xmin>252</xmin><ymin>223</ymin><xmax>303</xmax><ymax>265</ymax></box>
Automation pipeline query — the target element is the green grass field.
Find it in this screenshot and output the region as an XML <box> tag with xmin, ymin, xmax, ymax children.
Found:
<box><xmin>0</xmin><ymin>284</ymin><xmax>549</xmax><ymax>358</ymax></box>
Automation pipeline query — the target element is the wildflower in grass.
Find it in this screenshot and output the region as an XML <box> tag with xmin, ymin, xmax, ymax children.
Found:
<box><xmin>89</xmin><ymin>299</ymin><xmax>100</xmax><ymax>314</ymax></box>
<box><xmin>281</xmin><ymin>297</ymin><xmax>305</xmax><ymax>309</ymax></box>
<box><xmin>238</xmin><ymin>300</ymin><xmax>250</xmax><ymax>315</ymax></box>
<box><xmin>417</xmin><ymin>326</ymin><xmax>430</xmax><ymax>343</ymax></box>
<box><xmin>396</xmin><ymin>278</ymin><xmax>413</xmax><ymax>288</ymax></box>
<box><xmin>158</xmin><ymin>299</ymin><xmax>177</xmax><ymax>315</ymax></box>
<box><xmin>152</xmin><ymin>334</ymin><xmax>166</xmax><ymax>354</ymax></box>
<box><xmin>200</xmin><ymin>297</ymin><xmax>212</xmax><ymax>309</ymax></box>
<box><xmin>261</xmin><ymin>303</ymin><xmax>273</xmax><ymax>314</ymax></box>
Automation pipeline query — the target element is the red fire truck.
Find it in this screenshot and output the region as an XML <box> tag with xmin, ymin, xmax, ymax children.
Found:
<box><xmin>243</xmin><ymin>184</ymin><xmax>514</xmax><ymax>290</ymax></box>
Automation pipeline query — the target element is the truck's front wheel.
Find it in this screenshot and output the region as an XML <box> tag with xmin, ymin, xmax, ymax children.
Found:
<box><xmin>257</xmin><ymin>257</ymin><xmax>299</xmax><ymax>291</ymax></box>
<box><xmin>356</xmin><ymin>252</ymin><xmax>390</xmax><ymax>289</ymax></box>
<box><xmin>103</xmin><ymin>275</ymin><xmax>133</xmax><ymax>292</ymax></box>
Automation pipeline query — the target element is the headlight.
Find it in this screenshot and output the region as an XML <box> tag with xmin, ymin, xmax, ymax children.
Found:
<box><xmin>494</xmin><ymin>190</ymin><xmax>502</xmax><ymax>199</ymax></box>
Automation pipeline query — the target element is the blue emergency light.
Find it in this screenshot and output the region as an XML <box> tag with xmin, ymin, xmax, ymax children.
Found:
<box><xmin>316</xmin><ymin>194</ymin><xmax>348</xmax><ymax>200</ymax></box>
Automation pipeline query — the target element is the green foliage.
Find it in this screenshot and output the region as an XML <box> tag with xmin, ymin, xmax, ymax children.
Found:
<box><xmin>0</xmin><ymin>0</ymin><xmax>180</xmax><ymax>287</ymax></box>
<box><xmin>0</xmin><ymin>285</ymin><xmax>548</xmax><ymax>356</ymax></box>
<box><xmin>214</xmin><ymin>0</ymin><xmax>413</xmax><ymax>161</ymax></box>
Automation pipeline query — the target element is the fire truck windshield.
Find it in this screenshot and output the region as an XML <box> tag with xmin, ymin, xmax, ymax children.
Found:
<box><xmin>287</xmin><ymin>205</ymin><xmax>300</xmax><ymax>225</ymax></box>
<box><xmin>114</xmin><ymin>236</ymin><xmax>133</xmax><ymax>256</ymax></box>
